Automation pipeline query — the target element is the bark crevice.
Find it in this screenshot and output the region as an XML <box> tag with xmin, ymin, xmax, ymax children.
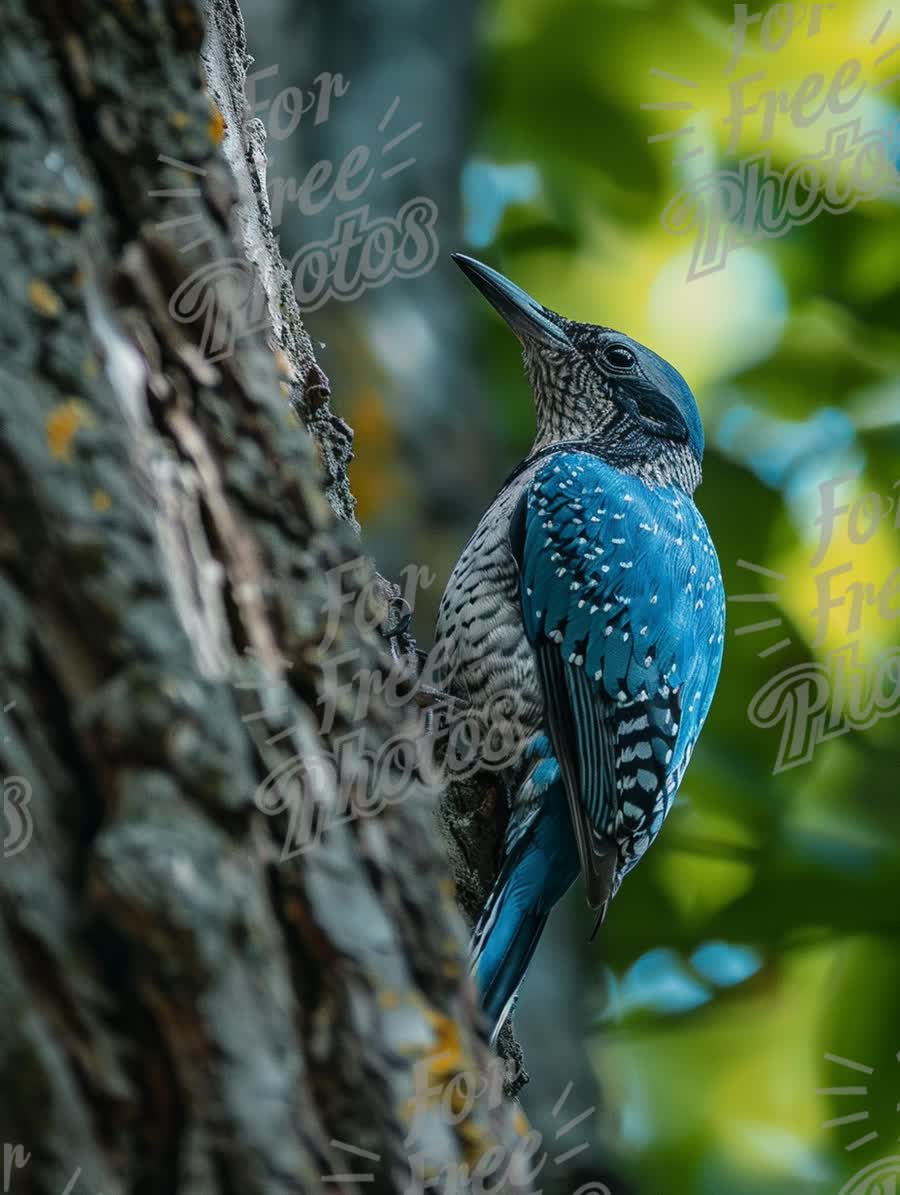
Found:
<box><xmin>0</xmin><ymin>0</ymin><xmax>534</xmax><ymax>1188</ymax></box>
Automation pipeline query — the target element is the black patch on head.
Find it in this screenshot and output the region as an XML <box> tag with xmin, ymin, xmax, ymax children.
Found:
<box><xmin>561</xmin><ymin>322</ymin><xmax>703</xmax><ymax>458</ymax></box>
<box><xmin>624</xmin><ymin>380</ymin><xmax>691</xmax><ymax>443</ymax></box>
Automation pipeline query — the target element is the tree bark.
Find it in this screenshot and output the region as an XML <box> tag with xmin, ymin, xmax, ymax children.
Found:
<box><xmin>0</xmin><ymin>1</ymin><xmax>531</xmax><ymax>1191</ymax></box>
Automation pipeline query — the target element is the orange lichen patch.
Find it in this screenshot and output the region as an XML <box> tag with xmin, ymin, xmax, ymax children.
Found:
<box><xmin>408</xmin><ymin>1008</ymin><xmax>509</xmax><ymax>1167</ymax></box>
<box><xmin>422</xmin><ymin>1007</ymin><xmax>469</xmax><ymax>1087</ymax></box>
<box><xmin>347</xmin><ymin>386</ymin><xmax>399</xmax><ymax>522</ymax></box>
<box><xmin>46</xmin><ymin>400</ymin><xmax>93</xmax><ymax>461</ymax></box>
<box><xmin>76</xmin><ymin>195</ymin><xmax>95</xmax><ymax>215</ymax></box>
<box><xmin>398</xmin><ymin>1001</ymin><xmax>523</xmax><ymax>1169</ymax></box>
<box><xmin>378</xmin><ymin>991</ymin><xmax>402</xmax><ymax>1010</ymax></box>
<box><xmin>208</xmin><ymin>106</ymin><xmax>226</xmax><ymax>144</ymax></box>
<box><xmin>169</xmin><ymin>111</ymin><xmax>191</xmax><ymax>129</ymax></box>
<box><xmin>91</xmin><ymin>489</ymin><xmax>112</xmax><ymax>512</ymax></box>
<box><xmin>397</xmin><ymin>1006</ymin><xmax>470</xmax><ymax>1113</ymax></box>
<box><xmin>512</xmin><ymin>1109</ymin><xmax>530</xmax><ymax>1137</ymax></box>
<box><xmin>29</xmin><ymin>279</ymin><xmax>62</xmax><ymax>318</ymax></box>
<box><xmin>458</xmin><ymin>1119</ymin><xmax>497</xmax><ymax>1164</ymax></box>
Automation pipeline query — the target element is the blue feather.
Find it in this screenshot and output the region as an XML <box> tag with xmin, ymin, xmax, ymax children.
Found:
<box><xmin>513</xmin><ymin>452</ymin><xmax>725</xmax><ymax>888</ymax></box>
<box><xmin>438</xmin><ymin>255</ymin><xmax>727</xmax><ymax>1041</ymax></box>
<box><xmin>470</xmin><ymin>779</ymin><xmax>579</xmax><ymax>1042</ymax></box>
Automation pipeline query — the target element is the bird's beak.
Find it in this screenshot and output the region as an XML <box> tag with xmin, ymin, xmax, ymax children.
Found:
<box><xmin>451</xmin><ymin>254</ymin><xmax>572</xmax><ymax>349</ymax></box>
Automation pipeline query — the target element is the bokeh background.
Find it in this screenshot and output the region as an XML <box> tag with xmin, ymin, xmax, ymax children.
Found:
<box><xmin>243</xmin><ymin>2</ymin><xmax>900</xmax><ymax>1191</ymax></box>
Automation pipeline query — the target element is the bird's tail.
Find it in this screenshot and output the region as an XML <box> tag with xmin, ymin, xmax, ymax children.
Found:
<box><xmin>470</xmin><ymin>845</ymin><xmax>551</xmax><ymax>1044</ymax></box>
<box><xmin>470</xmin><ymin>779</ymin><xmax>579</xmax><ymax>1043</ymax></box>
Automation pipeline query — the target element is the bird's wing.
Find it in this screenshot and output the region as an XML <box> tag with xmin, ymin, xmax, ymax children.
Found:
<box><xmin>510</xmin><ymin>451</ymin><xmax>724</xmax><ymax>910</ymax></box>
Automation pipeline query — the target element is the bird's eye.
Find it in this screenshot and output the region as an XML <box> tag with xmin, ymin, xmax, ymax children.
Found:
<box><xmin>602</xmin><ymin>343</ymin><xmax>636</xmax><ymax>371</ymax></box>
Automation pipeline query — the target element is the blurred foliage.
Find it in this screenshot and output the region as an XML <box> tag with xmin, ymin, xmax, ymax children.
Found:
<box><xmin>457</xmin><ymin>1</ymin><xmax>900</xmax><ymax>1192</ymax></box>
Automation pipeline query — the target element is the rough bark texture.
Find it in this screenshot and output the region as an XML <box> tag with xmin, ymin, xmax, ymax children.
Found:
<box><xmin>257</xmin><ymin>0</ymin><xmax>494</xmax><ymax>632</ymax></box>
<box><xmin>203</xmin><ymin>0</ymin><xmax>359</xmax><ymax>530</ymax></box>
<box><xmin>0</xmin><ymin>1</ymin><xmax>533</xmax><ymax>1191</ymax></box>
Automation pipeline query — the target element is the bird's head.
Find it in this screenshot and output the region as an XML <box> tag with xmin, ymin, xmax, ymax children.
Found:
<box><xmin>452</xmin><ymin>253</ymin><xmax>704</xmax><ymax>491</ymax></box>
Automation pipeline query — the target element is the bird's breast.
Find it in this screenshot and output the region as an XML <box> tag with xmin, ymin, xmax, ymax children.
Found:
<box><xmin>434</xmin><ymin>465</ymin><xmax>546</xmax><ymax>774</ymax></box>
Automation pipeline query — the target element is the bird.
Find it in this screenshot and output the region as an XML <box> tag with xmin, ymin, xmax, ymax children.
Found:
<box><xmin>434</xmin><ymin>253</ymin><xmax>725</xmax><ymax>1043</ymax></box>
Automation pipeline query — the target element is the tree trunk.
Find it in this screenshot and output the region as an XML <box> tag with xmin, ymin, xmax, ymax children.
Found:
<box><xmin>0</xmin><ymin>1</ymin><xmax>532</xmax><ymax>1190</ymax></box>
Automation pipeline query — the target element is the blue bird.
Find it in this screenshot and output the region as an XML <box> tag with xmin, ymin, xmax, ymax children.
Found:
<box><xmin>435</xmin><ymin>255</ymin><xmax>725</xmax><ymax>1042</ymax></box>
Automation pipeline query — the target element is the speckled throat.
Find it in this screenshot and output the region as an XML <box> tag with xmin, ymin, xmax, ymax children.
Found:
<box><xmin>521</xmin><ymin>345</ymin><xmax>702</xmax><ymax>493</ymax></box>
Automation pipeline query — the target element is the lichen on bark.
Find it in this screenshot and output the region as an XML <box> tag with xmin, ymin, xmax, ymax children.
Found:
<box><xmin>0</xmin><ymin>0</ymin><xmax>533</xmax><ymax>1189</ymax></box>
